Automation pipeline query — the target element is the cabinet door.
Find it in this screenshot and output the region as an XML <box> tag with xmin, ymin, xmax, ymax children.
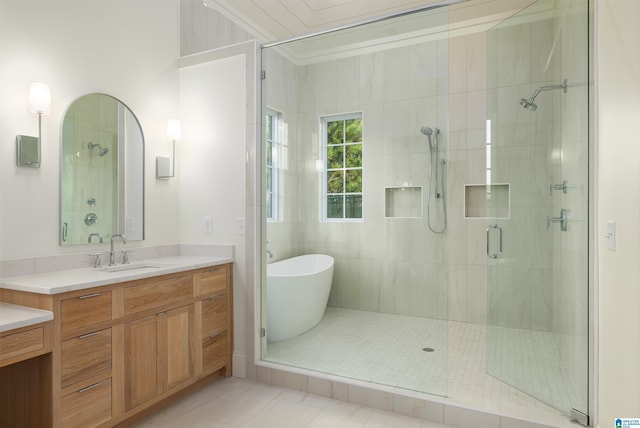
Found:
<box><xmin>124</xmin><ymin>315</ymin><xmax>159</xmax><ymax>411</ymax></box>
<box><xmin>162</xmin><ymin>305</ymin><xmax>194</xmax><ymax>391</ymax></box>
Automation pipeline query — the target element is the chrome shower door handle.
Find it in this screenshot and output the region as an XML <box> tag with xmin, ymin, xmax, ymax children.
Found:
<box><xmin>486</xmin><ymin>224</ymin><xmax>503</xmax><ymax>259</ymax></box>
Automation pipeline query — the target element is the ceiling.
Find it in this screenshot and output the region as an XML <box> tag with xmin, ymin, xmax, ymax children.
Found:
<box><xmin>205</xmin><ymin>0</ymin><xmax>537</xmax><ymax>44</ymax></box>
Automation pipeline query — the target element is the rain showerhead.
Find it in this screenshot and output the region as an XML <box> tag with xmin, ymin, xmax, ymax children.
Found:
<box><xmin>520</xmin><ymin>78</ymin><xmax>574</xmax><ymax>111</ymax></box>
<box><xmin>520</xmin><ymin>98</ymin><xmax>538</xmax><ymax>111</ymax></box>
<box><xmin>88</xmin><ymin>142</ymin><xmax>109</xmax><ymax>157</ymax></box>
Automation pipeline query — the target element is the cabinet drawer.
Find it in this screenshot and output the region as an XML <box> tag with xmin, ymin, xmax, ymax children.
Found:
<box><xmin>202</xmin><ymin>295</ymin><xmax>227</xmax><ymax>339</ymax></box>
<box><xmin>197</xmin><ymin>265</ymin><xmax>229</xmax><ymax>296</ymax></box>
<box><xmin>124</xmin><ymin>274</ymin><xmax>193</xmax><ymax>315</ymax></box>
<box><xmin>61</xmin><ymin>291</ymin><xmax>112</xmax><ymax>333</ymax></box>
<box><xmin>61</xmin><ymin>377</ymin><xmax>112</xmax><ymax>428</ymax></box>
<box><xmin>0</xmin><ymin>327</ymin><xmax>44</xmax><ymax>363</ymax></box>
<box><xmin>202</xmin><ymin>331</ymin><xmax>228</xmax><ymax>373</ymax></box>
<box><xmin>61</xmin><ymin>328</ymin><xmax>112</xmax><ymax>388</ymax></box>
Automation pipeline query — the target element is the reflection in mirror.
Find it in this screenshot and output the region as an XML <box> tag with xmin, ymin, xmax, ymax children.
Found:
<box><xmin>60</xmin><ymin>94</ymin><xmax>144</xmax><ymax>245</ymax></box>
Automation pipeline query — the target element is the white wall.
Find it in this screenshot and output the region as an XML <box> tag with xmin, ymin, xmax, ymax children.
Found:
<box><xmin>597</xmin><ymin>0</ymin><xmax>640</xmax><ymax>424</ymax></box>
<box><xmin>0</xmin><ymin>0</ymin><xmax>180</xmax><ymax>261</ymax></box>
<box><xmin>178</xmin><ymin>53</ymin><xmax>249</xmax><ymax>374</ymax></box>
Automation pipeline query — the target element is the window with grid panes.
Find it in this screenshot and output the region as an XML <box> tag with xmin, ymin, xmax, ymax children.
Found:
<box><xmin>322</xmin><ymin>114</ymin><xmax>363</xmax><ymax>220</ymax></box>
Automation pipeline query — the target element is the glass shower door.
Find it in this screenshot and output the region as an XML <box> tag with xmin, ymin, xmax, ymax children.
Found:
<box><xmin>485</xmin><ymin>0</ymin><xmax>589</xmax><ymax>421</ymax></box>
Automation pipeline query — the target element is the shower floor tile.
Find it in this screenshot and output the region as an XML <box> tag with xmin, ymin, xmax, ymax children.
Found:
<box><xmin>264</xmin><ymin>308</ymin><xmax>576</xmax><ymax>427</ymax></box>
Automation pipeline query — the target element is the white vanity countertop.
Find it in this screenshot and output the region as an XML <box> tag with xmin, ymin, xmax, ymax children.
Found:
<box><xmin>0</xmin><ymin>302</ymin><xmax>54</xmax><ymax>333</ymax></box>
<box><xmin>0</xmin><ymin>256</ymin><xmax>233</xmax><ymax>295</ymax></box>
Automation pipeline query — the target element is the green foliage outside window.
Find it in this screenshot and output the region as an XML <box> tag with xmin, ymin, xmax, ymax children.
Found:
<box><xmin>324</xmin><ymin>116</ymin><xmax>362</xmax><ymax>219</ymax></box>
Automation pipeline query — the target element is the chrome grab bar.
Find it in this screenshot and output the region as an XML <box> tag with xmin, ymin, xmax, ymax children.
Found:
<box><xmin>486</xmin><ymin>224</ymin><xmax>503</xmax><ymax>259</ymax></box>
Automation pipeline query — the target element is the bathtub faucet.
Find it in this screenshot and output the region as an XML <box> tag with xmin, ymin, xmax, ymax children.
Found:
<box><xmin>266</xmin><ymin>241</ymin><xmax>273</xmax><ymax>259</ymax></box>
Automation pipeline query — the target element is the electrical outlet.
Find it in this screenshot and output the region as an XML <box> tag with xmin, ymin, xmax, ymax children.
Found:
<box><xmin>204</xmin><ymin>217</ymin><xmax>213</xmax><ymax>234</ymax></box>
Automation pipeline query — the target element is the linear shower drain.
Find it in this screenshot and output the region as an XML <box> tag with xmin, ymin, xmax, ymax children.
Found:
<box><xmin>422</xmin><ymin>347</ymin><xmax>435</xmax><ymax>352</ymax></box>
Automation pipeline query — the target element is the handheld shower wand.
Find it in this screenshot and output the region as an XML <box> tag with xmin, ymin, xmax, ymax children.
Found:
<box><xmin>420</xmin><ymin>126</ymin><xmax>436</xmax><ymax>152</ymax></box>
<box><xmin>420</xmin><ymin>126</ymin><xmax>446</xmax><ymax>233</ymax></box>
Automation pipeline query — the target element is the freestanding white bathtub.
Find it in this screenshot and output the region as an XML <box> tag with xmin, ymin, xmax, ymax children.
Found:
<box><xmin>266</xmin><ymin>254</ymin><xmax>334</xmax><ymax>342</ymax></box>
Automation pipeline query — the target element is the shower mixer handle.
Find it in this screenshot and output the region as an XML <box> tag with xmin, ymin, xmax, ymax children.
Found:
<box><xmin>547</xmin><ymin>209</ymin><xmax>570</xmax><ymax>232</ymax></box>
<box><xmin>549</xmin><ymin>180</ymin><xmax>582</xmax><ymax>196</ymax></box>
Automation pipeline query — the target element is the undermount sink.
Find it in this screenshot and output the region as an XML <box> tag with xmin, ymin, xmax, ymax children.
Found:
<box><xmin>99</xmin><ymin>263</ymin><xmax>171</xmax><ymax>273</ymax></box>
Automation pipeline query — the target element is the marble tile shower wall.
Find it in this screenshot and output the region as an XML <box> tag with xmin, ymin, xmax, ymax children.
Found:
<box><xmin>264</xmin><ymin>48</ymin><xmax>302</xmax><ymax>262</ymax></box>
<box><xmin>293</xmin><ymin>40</ymin><xmax>452</xmax><ymax>321</ymax></box>
<box><xmin>287</xmin><ymin>35</ymin><xmax>493</xmax><ymax>325</ymax></box>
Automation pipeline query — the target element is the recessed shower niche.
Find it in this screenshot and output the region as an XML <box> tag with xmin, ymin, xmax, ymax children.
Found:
<box><xmin>464</xmin><ymin>184</ymin><xmax>510</xmax><ymax>219</ymax></box>
<box><xmin>384</xmin><ymin>186</ymin><xmax>423</xmax><ymax>218</ymax></box>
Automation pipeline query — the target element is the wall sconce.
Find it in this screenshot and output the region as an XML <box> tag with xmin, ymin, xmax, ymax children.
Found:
<box><xmin>16</xmin><ymin>82</ymin><xmax>51</xmax><ymax>168</ymax></box>
<box><xmin>156</xmin><ymin>119</ymin><xmax>181</xmax><ymax>179</ymax></box>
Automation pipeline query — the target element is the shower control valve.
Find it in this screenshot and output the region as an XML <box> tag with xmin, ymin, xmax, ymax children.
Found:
<box><xmin>549</xmin><ymin>180</ymin><xmax>582</xmax><ymax>196</ymax></box>
<box><xmin>547</xmin><ymin>209</ymin><xmax>570</xmax><ymax>232</ymax></box>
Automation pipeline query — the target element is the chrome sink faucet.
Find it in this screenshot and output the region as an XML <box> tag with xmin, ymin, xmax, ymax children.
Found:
<box><xmin>109</xmin><ymin>233</ymin><xmax>127</xmax><ymax>266</ymax></box>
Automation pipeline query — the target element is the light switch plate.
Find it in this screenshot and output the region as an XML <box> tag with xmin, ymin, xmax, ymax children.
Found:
<box><xmin>606</xmin><ymin>220</ymin><xmax>615</xmax><ymax>251</ymax></box>
<box><xmin>204</xmin><ymin>217</ymin><xmax>213</xmax><ymax>234</ymax></box>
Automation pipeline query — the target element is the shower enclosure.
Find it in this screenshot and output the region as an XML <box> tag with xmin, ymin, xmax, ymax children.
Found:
<box><xmin>260</xmin><ymin>0</ymin><xmax>590</xmax><ymax>422</ymax></box>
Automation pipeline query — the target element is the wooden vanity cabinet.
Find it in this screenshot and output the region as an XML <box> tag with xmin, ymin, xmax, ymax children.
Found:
<box><xmin>195</xmin><ymin>265</ymin><xmax>233</xmax><ymax>377</ymax></box>
<box><xmin>124</xmin><ymin>303</ymin><xmax>195</xmax><ymax>412</ymax></box>
<box><xmin>0</xmin><ymin>262</ymin><xmax>233</xmax><ymax>428</ymax></box>
<box><xmin>59</xmin><ymin>290</ymin><xmax>114</xmax><ymax>428</ymax></box>
<box><xmin>0</xmin><ymin>322</ymin><xmax>53</xmax><ymax>428</ymax></box>
<box><xmin>0</xmin><ymin>322</ymin><xmax>50</xmax><ymax>367</ymax></box>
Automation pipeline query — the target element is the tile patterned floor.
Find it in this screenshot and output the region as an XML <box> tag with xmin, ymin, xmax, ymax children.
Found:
<box><xmin>134</xmin><ymin>377</ymin><xmax>448</xmax><ymax>428</ymax></box>
<box><xmin>265</xmin><ymin>308</ymin><xmax>577</xmax><ymax>426</ymax></box>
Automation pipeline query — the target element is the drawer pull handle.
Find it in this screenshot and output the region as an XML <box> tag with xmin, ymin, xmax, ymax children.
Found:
<box><xmin>78</xmin><ymin>331</ymin><xmax>101</xmax><ymax>339</ymax></box>
<box><xmin>208</xmin><ymin>295</ymin><xmax>223</xmax><ymax>301</ymax></box>
<box><xmin>78</xmin><ymin>382</ymin><xmax>101</xmax><ymax>393</ymax></box>
<box><xmin>207</xmin><ymin>267</ymin><xmax>223</xmax><ymax>273</ymax></box>
<box><xmin>209</xmin><ymin>331</ymin><xmax>224</xmax><ymax>340</ymax></box>
<box><xmin>78</xmin><ymin>293</ymin><xmax>101</xmax><ymax>300</ymax></box>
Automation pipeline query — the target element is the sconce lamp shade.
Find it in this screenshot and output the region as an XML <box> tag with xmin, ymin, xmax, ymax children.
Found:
<box><xmin>166</xmin><ymin>119</ymin><xmax>181</xmax><ymax>141</ymax></box>
<box><xmin>27</xmin><ymin>82</ymin><xmax>51</xmax><ymax>115</ymax></box>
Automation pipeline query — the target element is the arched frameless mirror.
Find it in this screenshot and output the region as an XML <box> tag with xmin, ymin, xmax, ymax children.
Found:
<box><xmin>60</xmin><ymin>93</ymin><xmax>144</xmax><ymax>245</ymax></box>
